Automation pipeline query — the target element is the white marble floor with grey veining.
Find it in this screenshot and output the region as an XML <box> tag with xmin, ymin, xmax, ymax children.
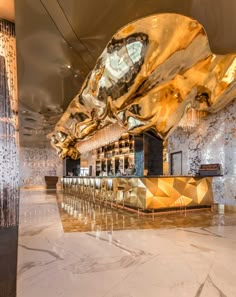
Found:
<box><xmin>17</xmin><ymin>190</ymin><xmax>236</xmax><ymax>297</ymax></box>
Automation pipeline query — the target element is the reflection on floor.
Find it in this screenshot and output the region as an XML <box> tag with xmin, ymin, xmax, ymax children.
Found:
<box><xmin>58</xmin><ymin>192</ymin><xmax>236</xmax><ymax>232</ymax></box>
<box><xmin>18</xmin><ymin>190</ymin><xmax>236</xmax><ymax>297</ymax></box>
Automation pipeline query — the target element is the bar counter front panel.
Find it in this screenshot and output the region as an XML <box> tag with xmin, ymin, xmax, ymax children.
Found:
<box><xmin>62</xmin><ymin>176</ymin><xmax>213</xmax><ymax>210</ymax></box>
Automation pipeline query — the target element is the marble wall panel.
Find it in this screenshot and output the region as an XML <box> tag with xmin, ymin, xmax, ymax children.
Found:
<box><xmin>0</xmin><ymin>22</ymin><xmax>19</xmax><ymax>229</ymax></box>
<box><xmin>168</xmin><ymin>99</ymin><xmax>236</xmax><ymax>204</ymax></box>
<box><xmin>19</xmin><ymin>147</ymin><xmax>63</xmax><ymax>187</ymax></box>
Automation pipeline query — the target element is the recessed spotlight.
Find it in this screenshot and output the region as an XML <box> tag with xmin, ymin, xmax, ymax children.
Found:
<box><xmin>67</xmin><ymin>65</ymin><xmax>71</xmax><ymax>69</ymax></box>
<box><xmin>22</xmin><ymin>110</ymin><xmax>30</xmax><ymax>115</ymax></box>
<box><xmin>24</xmin><ymin>127</ymin><xmax>34</xmax><ymax>130</ymax></box>
<box><xmin>25</xmin><ymin>118</ymin><xmax>37</xmax><ymax>122</ymax></box>
<box><xmin>23</xmin><ymin>133</ymin><xmax>32</xmax><ymax>136</ymax></box>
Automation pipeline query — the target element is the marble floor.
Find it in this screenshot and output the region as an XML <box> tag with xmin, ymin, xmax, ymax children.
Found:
<box><xmin>17</xmin><ymin>190</ymin><xmax>236</xmax><ymax>297</ymax></box>
<box><xmin>58</xmin><ymin>192</ymin><xmax>236</xmax><ymax>232</ymax></box>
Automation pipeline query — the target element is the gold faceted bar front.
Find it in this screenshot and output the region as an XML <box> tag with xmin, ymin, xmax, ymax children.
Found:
<box><xmin>62</xmin><ymin>176</ymin><xmax>213</xmax><ymax>210</ymax></box>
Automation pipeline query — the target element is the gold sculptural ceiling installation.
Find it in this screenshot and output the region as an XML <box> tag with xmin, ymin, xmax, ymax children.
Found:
<box><xmin>49</xmin><ymin>13</ymin><xmax>236</xmax><ymax>159</ymax></box>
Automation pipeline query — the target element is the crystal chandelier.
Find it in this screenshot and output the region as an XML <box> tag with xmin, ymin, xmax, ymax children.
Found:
<box><xmin>178</xmin><ymin>102</ymin><xmax>208</xmax><ymax>132</ymax></box>
<box><xmin>178</xmin><ymin>105</ymin><xmax>200</xmax><ymax>132</ymax></box>
<box><xmin>76</xmin><ymin>123</ymin><xmax>127</xmax><ymax>154</ymax></box>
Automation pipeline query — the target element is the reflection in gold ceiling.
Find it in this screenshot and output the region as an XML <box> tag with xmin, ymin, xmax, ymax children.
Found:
<box><xmin>0</xmin><ymin>0</ymin><xmax>15</xmax><ymax>22</ymax></box>
<box><xmin>49</xmin><ymin>13</ymin><xmax>236</xmax><ymax>159</ymax></box>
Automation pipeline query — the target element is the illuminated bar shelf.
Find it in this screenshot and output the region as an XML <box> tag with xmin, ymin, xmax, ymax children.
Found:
<box><xmin>94</xmin><ymin>133</ymin><xmax>135</xmax><ymax>176</ymax></box>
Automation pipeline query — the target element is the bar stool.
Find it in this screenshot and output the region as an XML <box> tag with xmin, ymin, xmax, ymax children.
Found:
<box><xmin>117</xmin><ymin>186</ymin><xmax>125</xmax><ymax>208</ymax></box>
<box><xmin>68</xmin><ymin>177</ymin><xmax>73</xmax><ymax>195</ymax></box>
<box><xmin>78</xmin><ymin>178</ymin><xmax>84</xmax><ymax>199</ymax></box>
<box><xmin>84</xmin><ymin>178</ymin><xmax>91</xmax><ymax>201</ymax></box>
<box><xmin>99</xmin><ymin>179</ymin><xmax>107</xmax><ymax>205</ymax></box>
<box><xmin>63</xmin><ymin>178</ymin><xmax>68</xmax><ymax>194</ymax></box>
<box><xmin>72</xmin><ymin>178</ymin><xmax>76</xmax><ymax>196</ymax></box>
<box><xmin>106</xmin><ymin>178</ymin><xmax>115</xmax><ymax>208</ymax></box>
<box><xmin>94</xmin><ymin>178</ymin><xmax>101</xmax><ymax>203</ymax></box>
<box><xmin>61</xmin><ymin>177</ymin><xmax>64</xmax><ymax>193</ymax></box>
<box><xmin>89</xmin><ymin>178</ymin><xmax>95</xmax><ymax>203</ymax></box>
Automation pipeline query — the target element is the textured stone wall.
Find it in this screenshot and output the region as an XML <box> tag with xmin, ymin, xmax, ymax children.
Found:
<box><xmin>0</xmin><ymin>23</ymin><xmax>19</xmax><ymax>228</ymax></box>
<box><xmin>168</xmin><ymin>99</ymin><xmax>236</xmax><ymax>205</ymax></box>
<box><xmin>19</xmin><ymin>147</ymin><xmax>63</xmax><ymax>188</ymax></box>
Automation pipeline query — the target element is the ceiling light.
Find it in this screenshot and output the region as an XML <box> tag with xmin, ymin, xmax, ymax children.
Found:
<box><xmin>24</xmin><ymin>127</ymin><xmax>34</xmax><ymax>130</ymax></box>
<box><xmin>22</xmin><ymin>110</ymin><xmax>30</xmax><ymax>115</ymax></box>
<box><xmin>67</xmin><ymin>65</ymin><xmax>71</xmax><ymax>69</ymax></box>
<box><xmin>25</xmin><ymin>118</ymin><xmax>37</xmax><ymax>122</ymax></box>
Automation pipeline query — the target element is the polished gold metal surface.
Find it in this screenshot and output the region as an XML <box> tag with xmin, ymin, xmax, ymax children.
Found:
<box><xmin>0</xmin><ymin>0</ymin><xmax>14</xmax><ymax>22</ymax></box>
<box><xmin>15</xmin><ymin>1</ymin><xmax>236</xmax><ymax>148</ymax></box>
<box><xmin>62</xmin><ymin>176</ymin><xmax>213</xmax><ymax>210</ymax></box>
<box><xmin>49</xmin><ymin>13</ymin><xmax>236</xmax><ymax>159</ymax></box>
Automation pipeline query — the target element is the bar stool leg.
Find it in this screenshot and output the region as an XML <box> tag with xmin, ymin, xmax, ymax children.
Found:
<box><xmin>211</xmin><ymin>204</ymin><xmax>214</xmax><ymax>212</ymax></box>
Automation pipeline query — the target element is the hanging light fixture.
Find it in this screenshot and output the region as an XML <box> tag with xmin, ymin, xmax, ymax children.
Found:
<box><xmin>178</xmin><ymin>104</ymin><xmax>200</xmax><ymax>131</ymax></box>
<box><xmin>178</xmin><ymin>101</ymin><xmax>208</xmax><ymax>132</ymax></box>
<box><xmin>76</xmin><ymin>123</ymin><xmax>127</xmax><ymax>154</ymax></box>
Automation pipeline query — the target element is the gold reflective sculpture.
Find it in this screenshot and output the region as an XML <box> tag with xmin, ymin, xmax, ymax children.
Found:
<box><xmin>49</xmin><ymin>13</ymin><xmax>236</xmax><ymax>159</ymax></box>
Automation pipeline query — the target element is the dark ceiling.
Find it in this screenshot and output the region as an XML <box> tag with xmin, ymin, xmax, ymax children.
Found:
<box><xmin>15</xmin><ymin>0</ymin><xmax>236</xmax><ymax>147</ymax></box>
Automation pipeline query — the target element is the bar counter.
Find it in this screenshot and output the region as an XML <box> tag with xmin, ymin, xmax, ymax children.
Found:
<box><xmin>62</xmin><ymin>176</ymin><xmax>213</xmax><ymax>211</ymax></box>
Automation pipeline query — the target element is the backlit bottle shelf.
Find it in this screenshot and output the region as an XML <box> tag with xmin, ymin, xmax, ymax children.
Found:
<box><xmin>94</xmin><ymin>133</ymin><xmax>135</xmax><ymax>176</ymax></box>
